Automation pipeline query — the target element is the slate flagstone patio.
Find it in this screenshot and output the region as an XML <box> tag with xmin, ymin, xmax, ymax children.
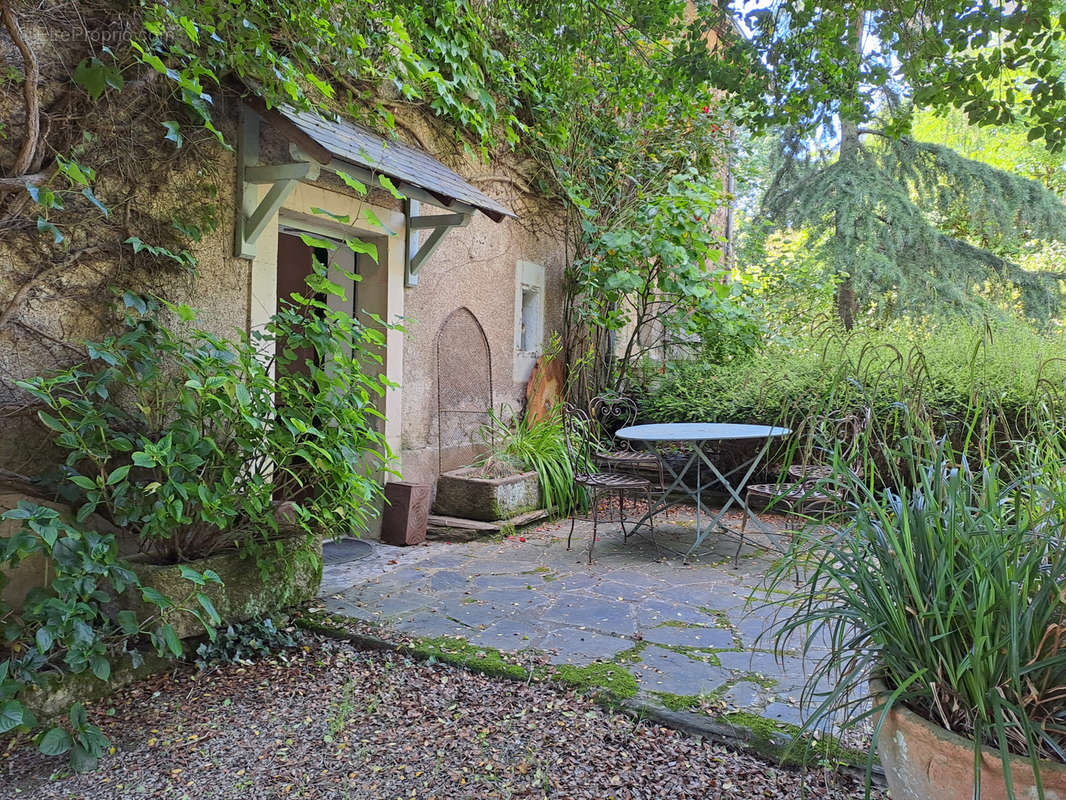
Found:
<box><xmin>319</xmin><ymin>507</ymin><xmax>837</xmax><ymax>732</ymax></box>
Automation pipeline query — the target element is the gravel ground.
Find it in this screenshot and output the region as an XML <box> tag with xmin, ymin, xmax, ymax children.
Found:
<box><xmin>3</xmin><ymin>633</ymin><xmax>881</xmax><ymax>800</ymax></box>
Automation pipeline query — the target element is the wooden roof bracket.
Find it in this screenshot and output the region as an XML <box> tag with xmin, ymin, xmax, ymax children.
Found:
<box><xmin>235</xmin><ymin>108</ymin><xmax>320</xmax><ymax>259</ymax></box>
<box><xmin>403</xmin><ymin>197</ymin><xmax>471</xmax><ymax>287</ymax></box>
<box><xmin>281</xmin><ymin>147</ymin><xmax>476</xmax><ymax>285</ymax></box>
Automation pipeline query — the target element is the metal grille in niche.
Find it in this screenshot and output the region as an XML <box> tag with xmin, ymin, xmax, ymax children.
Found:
<box><xmin>436</xmin><ymin>307</ymin><xmax>493</xmax><ymax>473</ymax></box>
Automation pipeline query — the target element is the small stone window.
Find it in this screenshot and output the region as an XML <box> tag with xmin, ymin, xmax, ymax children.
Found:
<box><xmin>515</xmin><ymin>261</ymin><xmax>545</xmax><ymax>354</ymax></box>
<box><xmin>513</xmin><ymin>261</ymin><xmax>546</xmax><ymax>383</ymax></box>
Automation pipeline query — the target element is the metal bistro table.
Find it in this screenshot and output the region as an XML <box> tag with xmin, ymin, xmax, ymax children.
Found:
<box><xmin>615</xmin><ymin>423</ymin><xmax>790</xmax><ymax>562</ymax></box>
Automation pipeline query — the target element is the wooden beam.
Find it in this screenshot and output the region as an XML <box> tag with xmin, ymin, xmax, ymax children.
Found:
<box><xmin>234</xmin><ymin>107</ymin><xmax>260</xmax><ymax>259</ymax></box>
<box><xmin>409</xmin><ymin>213</ymin><xmax>469</xmax><ymax>230</ymax></box>
<box><xmin>245</xmin><ymin>162</ymin><xmax>319</xmax><ymax>184</ymax></box>
<box><xmin>245</xmin><ymin>179</ymin><xmax>302</xmax><ymax>246</ymax></box>
<box><xmin>408</xmin><ymin>214</ymin><xmax>471</xmax><ymax>277</ymax></box>
<box><xmin>246</xmin><ymin>98</ymin><xmax>333</xmax><ymax>164</ymax></box>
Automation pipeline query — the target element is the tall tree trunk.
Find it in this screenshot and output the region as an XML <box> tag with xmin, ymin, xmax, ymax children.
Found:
<box><xmin>834</xmin><ymin>5</ymin><xmax>864</xmax><ymax>330</ymax></box>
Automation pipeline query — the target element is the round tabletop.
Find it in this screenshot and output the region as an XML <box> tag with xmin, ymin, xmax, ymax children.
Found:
<box><xmin>615</xmin><ymin>423</ymin><xmax>791</xmax><ymax>442</ymax></box>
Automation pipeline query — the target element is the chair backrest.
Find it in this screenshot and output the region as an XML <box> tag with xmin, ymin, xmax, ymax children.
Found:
<box><xmin>589</xmin><ymin>395</ymin><xmax>639</xmax><ymax>452</ymax></box>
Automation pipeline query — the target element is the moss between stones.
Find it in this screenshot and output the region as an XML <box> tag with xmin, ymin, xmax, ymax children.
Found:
<box><xmin>614</xmin><ymin>641</ymin><xmax>648</xmax><ymax>663</ymax></box>
<box><xmin>653</xmin><ymin>620</ymin><xmax>711</xmax><ymax>629</ymax></box>
<box><xmin>646</xmin><ymin>641</ymin><xmax>721</xmax><ymax>666</ymax></box>
<box><xmin>406</xmin><ymin>636</ymin><xmax>529</xmax><ymax>681</ymax></box>
<box><xmin>653</xmin><ymin>691</ymin><xmax>708</xmax><ymax>712</ymax></box>
<box><xmin>556</xmin><ymin>662</ymin><xmax>638</xmax><ymax>699</ymax></box>
<box><xmin>721</xmin><ymin>711</ymin><xmax>867</xmax><ymax>768</ymax></box>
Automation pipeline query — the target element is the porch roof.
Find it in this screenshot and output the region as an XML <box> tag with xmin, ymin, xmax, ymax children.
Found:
<box><xmin>274</xmin><ymin>107</ymin><xmax>515</xmax><ymax>223</ymax></box>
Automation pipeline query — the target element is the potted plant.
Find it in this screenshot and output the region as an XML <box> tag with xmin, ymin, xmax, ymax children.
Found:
<box><xmin>769</xmin><ymin>417</ymin><xmax>1066</xmax><ymax>800</ymax></box>
<box><xmin>434</xmin><ymin>406</ymin><xmax>582</xmax><ymax>521</ymax></box>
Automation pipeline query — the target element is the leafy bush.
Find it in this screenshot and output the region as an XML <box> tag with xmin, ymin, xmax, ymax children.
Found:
<box><xmin>769</xmin><ymin>415</ymin><xmax>1066</xmax><ymax>793</ymax></box>
<box><xmin>639</xmin><ymin>317</ymin><xmax>1066</xmax><ymax>463</ymax></box>
<box><xmin>18</xmin><ymin>270</ymin><xmax>392</xmax><ymax>563</ymax></box>
<box><xmin>1</xmin><ymin>502</ymin><xmax>219</xmax><ymax>771</ymax></box>
<box><xmin>194</xmin><ymin>618</ymin><xmax>297</xmax><ymax>668</ymax></box>
<box><xmin>2</xmin><ymin>250</ymin><xmax>393</xmax><ymax>769</ymax></box>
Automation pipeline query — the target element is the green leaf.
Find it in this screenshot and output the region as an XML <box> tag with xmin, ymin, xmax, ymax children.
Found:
<box><xmin>72</xmin><ymin>57</ymin><xmax>124</xmax><ymax>100</ymax></box>
<box><xmin>36</xmin><ymin>217</ymin><xmax>63</xmax><ymax>244</ymax></box>
<box><xmin>234</xmin><ymin>383</ymin><xmax>251</xmax><ymax>409</ymax></box>
<box><xmin>311</xmin><ymin>207</ymin><xmax>349</xmax><ymax>224</ymax></box>
<box><xmin>298</xmin><ymin>233</ymin><xmax>337</xmax><ymax>251</ymax></box>
<box><xmin>68</xmin><ymin>475</ymin><xmax>98</xmax><ymax>491</ymax></box>
<box><xmin>90</xmin><ymin>655</ymin><xmax>111</xmax><ymax>682</ymax></box>
<box><xmin>345</xmin><ymin>237</ymin><xmax>379</xmax><ymax>264</ymax></box>
<box><xmin>0</xmin><ymin>701</ymin><xmax>25</xmax><ymax>734</ymax></box>
<box><xmin>335</xmin><ymin>170</ymin><xmax>367</xmax><ymax>195</ymax></box>
<box><xmin>37</xmin><ymin>411</ymin><xmax>67</xmax><ymax>433</ymax></box>
<box><xmin>81</xmin><ymin>187</ymin><xmax>109</xmax><ymax>217</ymax></box>
<box><xmin>35</xmin><ymin>627</ymin><xmax>54</xmax><ymax>653</ymax></box>
<box><xmin>378</xmin><ymin>174</ymin><xmax>404</xmax><ymax>199</ymax></box>
<box><xmin>161</xmin><ymin>624</ymin><xmax>182</xmax><ymax>657</ymax></box>
<box><xmin>106</xmin><ymin>465</ymin><xmax>131</xmax><ymax>485</ymax></box>
<box><xmin>69</xmin><ymin>742</ymin><xmax>98</xmax><ymax>773</ymax></box>
<box><xmin>177</xmin><ymin>15</ymin><xmax>199</xmax><ymax>44</ymax></box>
<box><xmin>202</xmin><ymin>569</ymin><xmax>223</xmax><ymax>585</ymax></box>
<box><xmin>131</xmin><ymin>452</ymin><xmax>155</xmax><ymax>468</ymax></box>
<box><xmin>37</xmin><ymin>727</ymin><xmax>73</xmax><ymax>756</ymax></box>
<box><xmin>364</xmin><ymin>209</ymin><xmax>396</xmax><ymax>235</ymax></box>
<box><xmin>116</xmin><ymin>610</ymin><xmax>139</xmax><ymax>635</ymax></box>
<box><xmin>197</xmin><ymin>593</ymin><xmax>221</xmax><ymax>626</ymax></box>
<box><xmin>140</xmin><ymin>586</ymin><xmax>171</xmax><ymax>609</ymax></box>
<box><xmin>178</xmin><ymin>565</ymin><xmax>206</xmax><ymax>586</ymax></box>
<box><xmin>56</xmin><ymin>157</ymin><xmax>91</xmax><ymax>187</ymax></box>
<box><xmin>162</xmin><ymin>120</ymin><xmax>183</xmax><ymax>147</ymax></box>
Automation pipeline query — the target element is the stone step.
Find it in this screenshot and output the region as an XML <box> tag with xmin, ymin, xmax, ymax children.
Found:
<box><xmin>427</xmin><ymin>508</ymin><xmax>549</xmax><ymax>541</ymax></box>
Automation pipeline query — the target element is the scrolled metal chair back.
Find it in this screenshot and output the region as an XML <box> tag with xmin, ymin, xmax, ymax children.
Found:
<box><xmin>590</xmin><ymin>394</ymin><xmax>639</xmax><ymax>452</ymax></box>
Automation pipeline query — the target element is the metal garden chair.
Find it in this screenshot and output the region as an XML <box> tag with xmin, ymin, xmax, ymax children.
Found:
<box><xmin>562</xmin><ymin>402</ymin><xmax>657</xmax><ymax>563</ymax></box>
<box><xmin>737</xmin><ymin>410</ymin><xmax>869</xmax><ymax>554</ymax></box>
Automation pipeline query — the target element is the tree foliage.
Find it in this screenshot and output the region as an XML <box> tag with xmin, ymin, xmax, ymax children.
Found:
<box><xmin>695</xmin><ymin>1</ymin><xmax>1066</xmax><ymax>326</ymax></box>
<box><xmin>695</xmin><ymin>0</ymin><xmax>1066</xmax><ymax>151</ymax></box>
<box><xmin>756</xmin><ymin>130</ymin><xmax>1066</xmax><ymax>324</ymax></box>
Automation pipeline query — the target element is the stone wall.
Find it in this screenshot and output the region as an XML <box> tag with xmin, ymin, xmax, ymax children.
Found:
<box><xmin>387</xmin><ymin>111</ymin><xmax>571</xmax><ymax>484</ymax></box>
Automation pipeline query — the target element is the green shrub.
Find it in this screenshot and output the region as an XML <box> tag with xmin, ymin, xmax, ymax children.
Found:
<box><xmin>17</xmin><ymin>274</ymin><xmax>392</xmax><ymax>563</ymax></box>
<box><xmin>639</xmin><ymin>317</ymin><xmax>1066</xmax><ymax>461</ymax></box>
<box><xmin>1</xmin><ymin>502</ymin><xmax>220</xmax><ymax>771</ymax></box>
<box><xmin>194</xmin><ymin>618</ymin><xmax>297</xmax><ymax>668</ymax></box>
<box><xmin>3</xmin><ymin>250</ymin><xmax>393</xmax><ymax>770</ymax></box>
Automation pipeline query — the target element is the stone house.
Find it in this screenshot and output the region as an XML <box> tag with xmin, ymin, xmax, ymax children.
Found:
<box><xmin>0</xmin><ymin>7</ymin><xmax>732</xmax><ymax>540</ymax></box>
<box><xmin>0</xmin><ymin>84</ymin><xmax>571</xmax><ymax>537</ymax></box>
<box><xmin>231</xmin><ymin>101</ymin><xmax>569</xmax><ymax>495</ymax></box>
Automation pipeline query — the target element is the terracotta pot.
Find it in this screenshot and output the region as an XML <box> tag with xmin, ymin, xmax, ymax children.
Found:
<box><xmin>873</xmin><ymin>681</ymin><xmax>1066</xmax><ymax>800</ymax></box>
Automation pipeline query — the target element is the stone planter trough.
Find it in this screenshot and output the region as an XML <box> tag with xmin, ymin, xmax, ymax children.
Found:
<box><xmin>433</xmin><ymin>467</ymin><xmax>541</xmax><ymax>522</ymax></box>
<box><xmin>123</xmin><ymin>536</ymin><xmax>322</xmax><ymax>640</ymax></box>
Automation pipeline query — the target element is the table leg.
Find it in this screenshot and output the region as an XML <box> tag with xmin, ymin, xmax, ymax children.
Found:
<box><xmin>687</xmin><ymin>437</ymin><xmax>784</xmax><ymax>563</ymax></box>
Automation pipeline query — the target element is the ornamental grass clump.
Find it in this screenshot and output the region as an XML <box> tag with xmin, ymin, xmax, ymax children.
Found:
<box><xmin>478</xmin><ymin>407</ymin><xmax>587</xmax><ymax>516</ymax></box>
<box><xmin>769</xmin><ymin>411</ymin><xmax>1066</xmax><ymax>795</ymax></box>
